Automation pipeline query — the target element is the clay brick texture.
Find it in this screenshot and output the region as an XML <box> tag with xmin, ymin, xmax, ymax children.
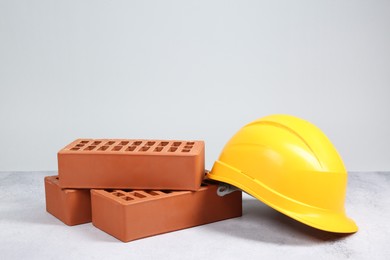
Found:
<box><xmin>58</xmin><ymin>139</ymin><xmax>205</xmax><ymax>190</ymax></box>
<box><xmin>91</xmin><ymin>182</ymin><xmax>242</xmax><ymax>242</ymax></box>
<box><xmin>44</xmin><ymin>176</ymin><xmax>91</xmax><ymax>226</ymax></box>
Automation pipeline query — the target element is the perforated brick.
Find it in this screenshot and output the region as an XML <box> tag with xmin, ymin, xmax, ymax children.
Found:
<box><xmin>44</xmin><ymin>176</ymin><xmax>91</xmax><ymax>226</ymax></box>
<box><xmin>58</xmin><ymin>139</ymin><xmax>205</xmax><ymax>190</ymax></box>
<box><xmin>91</xmin><ymin>182</ymin><xmax>242</xmax><ymax>242</ymax></box>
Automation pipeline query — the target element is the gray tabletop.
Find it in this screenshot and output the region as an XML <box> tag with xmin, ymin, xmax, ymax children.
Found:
<box><xmin>1</xmin><ymin>172</ymin><xmax>389</xmax><ymax>259</ymax></box>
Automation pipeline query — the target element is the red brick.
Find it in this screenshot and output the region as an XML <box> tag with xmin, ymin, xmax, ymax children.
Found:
<box><xmin>44</xmin><ymin>176</ymin><xmax>91</xmax><ymax>226</ymax></box>
<box><xmin>91</xmin><ymin>182</ymin><xmax>242</xmax><ymax>242</ymax></box>
<box><xmin>58</xmin><ymin>139</ymin><xmax>205</xmax><ymax>190</ymax></box>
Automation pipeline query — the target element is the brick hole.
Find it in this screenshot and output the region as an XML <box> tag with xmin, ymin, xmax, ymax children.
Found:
<box><xmin>172</xmin><ymin>142</ymin><xmax>182</xmax><ymax>147</ymax></box>
<box><xmin>147</xmin><ymin>141</ymin><xmax>156</xmax><ymax>146</ymax></box>
<box><xmin>159</xmin><ymin>141</ymin><xmax>169</xmax><ymax>146</ymax></box>
<box><xmin>154</xmin><ymin>146</ymin><xmax>163</xmax><ymax>152</ymax></box>
<box><xmin>161</xmin><ymin>190</ymin><xmax>172</xmax><ymax>194</ymax></box>
<box><xmin>182</xmin><ymin>149</ymin><xmax>191</xmax><ymax>152</ymax></box>
<box><xmin>145</xmin><ymin>191</ymin><xmax>159</xmax><ymax>196</ymax></box>
<box><xmin>120</xmin><ymin>141</ymin><xmax>129</xmax><ymax>145</ymax></box>
<box><xmin>184</xmin><ymin>145</ymin><xmax>193</xmax><ymax>149</ymax></box>
<box><xmin>133</xmin><ymin>141</ymin><xmax>142</xmax><ymax>145</ymax></box>
<box><xmin>70</xmin><ymin>147</ymin><xmax>80</xmax><ymax>151</ymax></box>
<box><xmin>123</xmin><ymin>196</ymin><xmax>134</xmax><ymax>201</ymax></box>
<box><xmin>168</xmin><ymin>147</ymin><xmax>177</xmax><ymax>152</ymax></box>
<box><xmin>112</xmin><ymin>192</ymin><xmax>124</xmax><ymax>197</ymax></box>
<box><xmin>76</xmin><ymin>144</ymin><xmax>84</xmax><ymax>147</ymax></box>
<box><xmin>105</xmin><ymin>141</ymin><xmax>115</xmax><ymax>145</ymax></box>
<box><xmin>134</xmin><ymin>192</ymin><xmax>146</xmax><ymax>198</ymax></box>
<box><xmin>80</xmin><ymin>140</ymin><xmax>89</xmax><ymax>144</ymax></box>
<box><xmin>98</xmin><ymin>146</ymin><xmax>109</xmax><ymax>151</ymax></box>
<box><xmin>126</xmin><ymin>146</ymin><xmax>136</xmax><ymax>151</ymax></box>
<box><xmin>92</xmin><ymin>141</ymin><xmax>101</xmax><ymax>145</ymax></box>
<box><xmin>140</xmin><ymin>146</ymin><xmax>150</xmax><ymax>152</ymax></box>
<box><xmin>55</xmin><ymin>177</ymin><xmax>59</xmax><ymax>180</ymax></box>
<box><xmin>201</xmin><ymin>183</ymin><xmax>208</xmax><ymax>187</ymax></box>
<box><xmin>186</xmin><ymin>142</ymin><xmax>195</xmax><ymax>145</ymax></box>
<box><xmin>84</xmin><ymin>146</ymin><xmax>96</xmax><ymax>151</ymax></box>
<box><xmin>112</xmin><ymin>146</ymin><xmax>123</xmax><ymax>151</ymax></box>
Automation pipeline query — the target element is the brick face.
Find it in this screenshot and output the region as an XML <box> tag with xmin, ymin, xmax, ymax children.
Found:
<box><xmin>44</xmin><ymin>176</ymin><xmax>91</xmax><ymax>226</ymax></box>
<box><xmin>91</xmin><ymin>182</ymin><xmax>242</xmax><ymax>242</ymax></box>
<box><xmin>58</xmin><ymin>139</ymin><xmax>205</xmax><ymax>190</ymax></box>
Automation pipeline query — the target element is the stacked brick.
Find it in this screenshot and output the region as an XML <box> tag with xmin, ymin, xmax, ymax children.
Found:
<box><xmin>44</xmin><ymin>139</ymin><xmax>242</xmax><ymax>242</ymax></box>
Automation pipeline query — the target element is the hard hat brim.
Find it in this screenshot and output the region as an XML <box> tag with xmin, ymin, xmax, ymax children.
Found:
<box><xmin>289</xmin><ymin>210</ymin><xmax>358</xmax><ymax>233</ymax></box>
<box><xmin>208</xmin><ymin>161</ymin><xmax>358</xmax><ymax>233</ymax></box>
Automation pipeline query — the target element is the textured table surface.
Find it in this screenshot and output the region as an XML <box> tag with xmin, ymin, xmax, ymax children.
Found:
<box><xmin>1</xmin><ymin>171</ymin><xmax>389</xmax><ymax>259</ymax></box>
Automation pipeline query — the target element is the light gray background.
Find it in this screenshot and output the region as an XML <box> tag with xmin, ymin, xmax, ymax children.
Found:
<box><xmin>1</xmin><ymin>0</ymin><xmax>389</xmax><ymax>171</ymax></box>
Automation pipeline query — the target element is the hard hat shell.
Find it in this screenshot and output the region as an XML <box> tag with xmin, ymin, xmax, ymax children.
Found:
<box><xmin>207</xmin><ymin>114</ymin><xmax>358</xmax><ymax>233</ymax></box>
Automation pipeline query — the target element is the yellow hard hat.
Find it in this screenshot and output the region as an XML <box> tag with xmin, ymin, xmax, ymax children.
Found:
<box><xmin>207</xmin><ymin>114</ymin><xmax>358</xmax><ymax>233</ymax></box>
